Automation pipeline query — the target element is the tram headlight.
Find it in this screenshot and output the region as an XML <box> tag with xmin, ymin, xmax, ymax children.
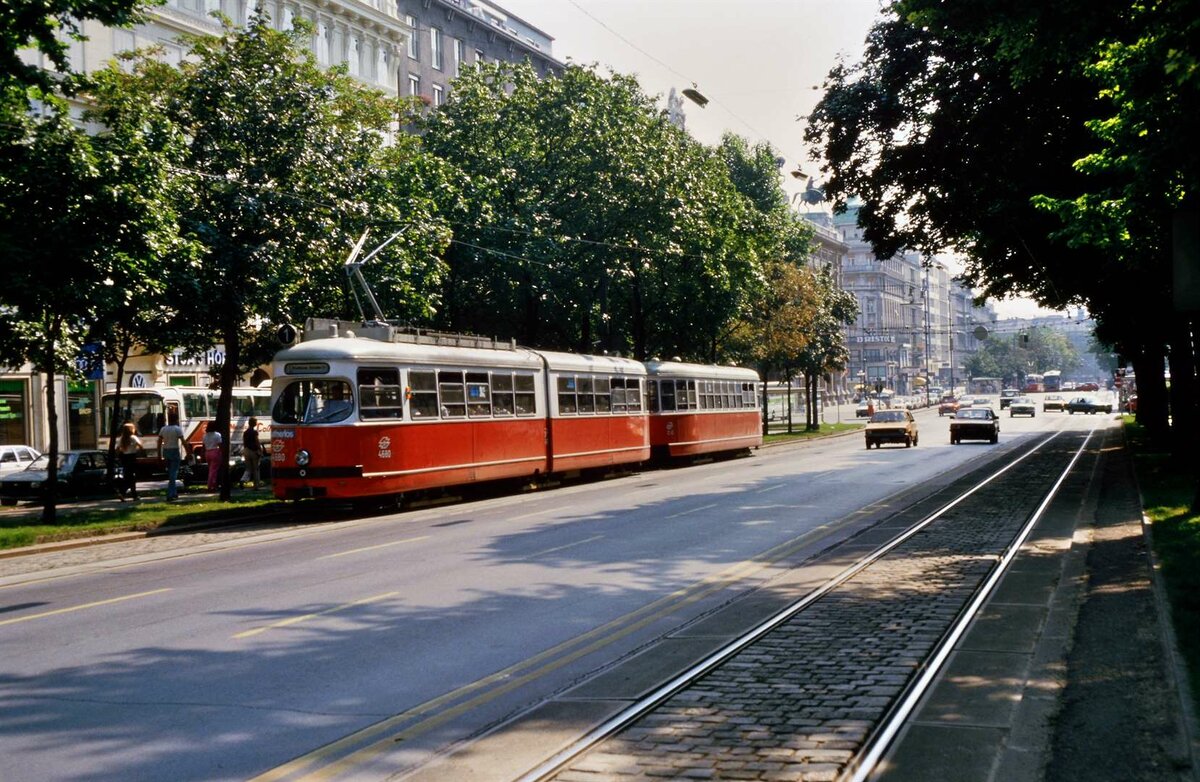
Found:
<box><xmin>295</xmin><ymin>449</ymin><xmax>311</xmax><ymax>467</ymax></box>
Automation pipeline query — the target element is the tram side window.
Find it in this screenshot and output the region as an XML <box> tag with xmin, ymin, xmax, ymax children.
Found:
<box><xmin>557</xmin><ymin>375</ymin><xmax>577</xmax><ymax>414</ymax></box>
<box><xmin>742</xmin><ymin>382</ymin><xmax>755</xmax><ymax>408</ymax></box>
<box><xmin>658</xmin><ymin>380</ymin><xmax>676</xmax><ymax>411</ymax></box>
<box><xmin>438</xmin><ymin>370</ymin><xmax>466</xmax><ymax>418</ymax></box>
<box><xmin>409</xmin><ymin>370</ymin><xmax>439</xmax><ymax>419</ymax></box>
<box><xmin>625</xmin><ymin>378</ymin><xmax>642</xmax><ymax>412</ymax></box>
<box><xmin>594</xmin><ymin>377</ymin><xmax>611</xmax><ymax>412</ymax></box>
<box><xmin>358</xmin><ymin>368</ymin><xmax>404</xmax><ymax>419</ymax></box>
<box><xmin>577</xmin><ymin>376</ymin><xmax>595</xmax><ymax>413</ymax></box>
<box><xmin>611</xmin><ymin>377</ymin><xmax>642</xmax><ymax>413</ymax></box>
<box><xmin>724</xmin><ymin>381</ymin><xmax>736</xmax><ymax>409</ymax></box>
<box><xmin>514</xmin><ymin>374</ymin><xmax>536</xmax><ymax>415</ymax></box>
<box><xmin>466</xmin><ymin>372</ymin><xmax>491</xmax><ymax>418</ymax></box>
<box><xmin>647</xmin><ymin>380</ymin><xmax>659</xmax><ymax>413</ymax></box>
<box><xmin>492</xmin><ymin>373</ymin><xmax>514</xmax><ymax>417</ymax></box>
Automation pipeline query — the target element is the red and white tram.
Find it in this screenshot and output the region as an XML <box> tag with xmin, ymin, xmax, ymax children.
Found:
<box><xmin>645</xmin><ymin>361</ymin><xmax>763</xmax><ymax>458</ymax></box>
<box><xmin>268</xmin><ymin>321</ymin><xmax>661</xmax><ymax>501</ymax></box>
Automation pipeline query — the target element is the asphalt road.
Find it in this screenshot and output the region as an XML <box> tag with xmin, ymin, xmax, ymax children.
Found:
<box><xmin>0</xmin><ymin>398</ymin><xmax>1117</xmax><ymax>781</ymax></box>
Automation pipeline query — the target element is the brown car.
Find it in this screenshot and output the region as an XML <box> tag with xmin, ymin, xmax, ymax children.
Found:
<box><xmin>865</xmin><ymin>409</ymin><xmax>919</xmax><ymax>449</ymax></box>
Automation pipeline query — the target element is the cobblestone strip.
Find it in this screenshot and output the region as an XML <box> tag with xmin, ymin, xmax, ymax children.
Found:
<box><xmin>547</xmin><ymin>434</ymin><xmax>1089</xmax><ymax>782</ymax></box>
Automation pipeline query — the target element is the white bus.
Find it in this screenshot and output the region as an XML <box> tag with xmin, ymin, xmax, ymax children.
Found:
<box><xmin>101</xmin><ymin>385</ymin><xmax>270</xmax><ymax>472</ymax></box>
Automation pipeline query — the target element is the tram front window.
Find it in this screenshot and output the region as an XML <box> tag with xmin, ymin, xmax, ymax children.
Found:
<box><xmin>272</xmin><ymin>380</ymin><xmax>355</xmax><ymax>424</ymax></box>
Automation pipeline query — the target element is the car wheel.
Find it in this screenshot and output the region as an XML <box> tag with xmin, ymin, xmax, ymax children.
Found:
<box><xmin>905</xmin><ymin>435</ymin><xmax>911</xmax><ymax>448</ymax></box>
<box><xmin>991</xmin><ymin>434</ymin><xmax>999</xmax><ymax>444</ymax></box>
<box><xmin>865</xmin><ymin>440</ymin><xmax>871</xmax><ymax>450</ymax></box>
<box><xmin>913</xmin><ymin>434</ymin><xmax>919</xmax><ymax>446</ymax></box>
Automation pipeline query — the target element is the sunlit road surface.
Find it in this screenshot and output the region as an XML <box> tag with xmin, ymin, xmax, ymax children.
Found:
<box><xmin>0</xmin><ymin>399</ymin><xmax>1114</xmax><ymax>781</ymax></box>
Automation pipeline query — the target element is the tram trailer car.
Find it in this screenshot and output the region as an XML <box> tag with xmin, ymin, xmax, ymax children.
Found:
<box><xmin>268</xmin><ymin>321</ymin><xmax>760</xmax><ymax>502</ymax></box>
<box><xmin>644</xmin><ymin>361</ymin><xmax>763</xmax><ymax>459</ymax></box>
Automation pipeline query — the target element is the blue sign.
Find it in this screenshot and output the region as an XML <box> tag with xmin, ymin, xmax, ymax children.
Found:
<box><xmin>74</xmin><ymin>343</ymin><xmax>105</xmax><ymax>381</ymax></box>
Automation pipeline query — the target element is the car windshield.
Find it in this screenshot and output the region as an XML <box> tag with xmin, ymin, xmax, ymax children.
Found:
<box><xmin>870</xmin><ymin>411</ymin><xmax>906</xmax><ymax>423</ymax></box>
<box><xmin>29</xmin><ymin>454</ymin><xmax>69</xmax><ymax>470</ymax></box>
<box><xmin>958</xmin><ymin>409</ymin><xmax>989</xmax><ymax>420</ymax></box>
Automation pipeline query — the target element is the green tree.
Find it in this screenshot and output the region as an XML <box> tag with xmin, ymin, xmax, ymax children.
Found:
<box><xmin>421</xmin><ymin>63</ymin><xmax>760</xmax><ymax>360</ymax></box>
<box><xmin>794</xmin><ymin>268</ymin><xmax>859</xmax><ymax>430</ymax></box>
<box><xmin>1</xmin><ymin>0</ymin><xmax>158</xmax><ymax>95</ymax></box>
<box><xmin>120</xmin><ymin>14</ymin><xmax>450</xmax><ymax>499</ymax></box>
<box><xmin>805</xmin><ymin>1</ymin><xmax>1195</xmax><ymax>452</ymax></box>
<box><xmin>0</xmin><ymin>91</ymin><xmax>180</xmax><ymax>520</ymax></box>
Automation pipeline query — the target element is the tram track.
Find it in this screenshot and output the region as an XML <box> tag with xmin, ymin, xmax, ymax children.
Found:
<box><xmin>372</xmin><ymin>422</ymin><xmax>1102</xmax><ymax>782</ymax></box>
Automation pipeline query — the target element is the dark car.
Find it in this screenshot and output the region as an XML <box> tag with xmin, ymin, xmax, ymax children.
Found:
<box><xmin>1067</xmin><ymin>396</ymin><xmax>1113</xmax><ymax>415</ymax></box>
<box><xmin>950</xmin><ymin>407</ymin><xmax>1000</xmax><ymax>444</ymax></box>
<box><xmin>0</xmin><ymin>450</ymin><xmax>120</xmax><ymax>505</ymax></box>
<box><xmin>999</xmin><ymin>388</ymin><xmax>1020</xmax><ymax>409</ymax></box>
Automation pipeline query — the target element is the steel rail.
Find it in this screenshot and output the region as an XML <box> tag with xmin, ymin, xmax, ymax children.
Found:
<box><xmin>517</xmin><ymin>429</ymin><xmax>1071</xmax><ymax>782</ymax></box>
<box><xmin>845</xmin><ymin>424</ymin><xmax>1097</xmax><ymax>782</ymax></box>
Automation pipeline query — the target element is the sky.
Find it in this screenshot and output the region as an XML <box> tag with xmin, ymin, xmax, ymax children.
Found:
<box><xmin>497</xmin><ymin>0</ymin><xmax>1063</xmax><ymax>321</ymax></box>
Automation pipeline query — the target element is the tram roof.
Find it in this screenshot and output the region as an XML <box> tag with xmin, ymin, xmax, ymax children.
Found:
<box><xmin>274</xmin><ymin>337</ymin><xmax>544</xmax><ymax>370</ymax></box>
<box><xmin>643</xmin><ymin>360</ymin><xmax>760</xmax><ymax>382</ymax></box>
<box><xmin>533</xmin><ymin>350</ymin><xmax>647</xmax><ymax>375</ymax></box>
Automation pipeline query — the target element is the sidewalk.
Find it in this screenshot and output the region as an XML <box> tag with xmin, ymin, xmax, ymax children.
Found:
<box><xmin>876</xmin><ymin>423</ymin><xmax>1199</xmax><ymax>781</ymax></box>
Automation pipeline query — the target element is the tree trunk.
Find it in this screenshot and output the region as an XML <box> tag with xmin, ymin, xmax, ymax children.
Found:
<box><xmin>106</xmin><ymin>353</ymin><xmax>129</xmax><ymax>483</ymax></box>
<box><xmin>216</xmin><ymin>328</ymin><xmax>239</xmax><ymax>502</ymax></box>
<box><xmin>1132</xmin><ymin>347</ymin><xmax>1169</xmax><ymax>447</ymax></box>
<box><xmin>41</xmin><ymin>331</ymin><xmax>60</xmax><ymax>524</ymax></box>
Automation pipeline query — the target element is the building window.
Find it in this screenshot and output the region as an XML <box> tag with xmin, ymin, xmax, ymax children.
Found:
<box><xmin>430</xmin><ymin>26</ymin><xmax>442</xmax><ymax>70</ymax></box>
<box><xmin>408</xmin><ymin>74</ymin><xmax>420</xmax><ymax>97</ymax></box>
<box><xmin>431</xmin><ymin>84</ymin><xmax>444</xmax><ymax>106</ymax></box>
<box><xmin>453</xmin><ymin>37</ymin><xmax>464</xmax><ymax>76</ymax></box>
<box><xmin>405</xmin><ymin>15</ymin><xmax>418</xmax><ymax>59</ymax></box>
<box><xmin>475</xmin><ymin>48</ymin><xmax>484</xmax><ymax>64</ymax></box>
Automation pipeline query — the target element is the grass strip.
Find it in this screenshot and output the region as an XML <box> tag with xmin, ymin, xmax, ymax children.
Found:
<box><xmin>1125</xmin><ymin>416</ymin><xmax>1200</xmax><ymax>705</ymax></box>
<box><xmin>0</xmin><ymin>492</ymin><xmax>280</xmax><ymax>551</ymax></box>
<box><xmin>764</xmin><ymin>421</ymin><xmax>863</xmax><ymax>444</ymax></box>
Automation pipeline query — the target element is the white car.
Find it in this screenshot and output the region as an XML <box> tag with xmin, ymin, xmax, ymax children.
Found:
<box><xmin>0</xmin><ymin>445</ymin><xmax>41</xmax><ymax>474</ymax></box>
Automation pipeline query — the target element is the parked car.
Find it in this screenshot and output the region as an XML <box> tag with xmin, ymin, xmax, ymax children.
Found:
<box><xmin>938</xmin><ymin>396</ymin><xmax>960</xmax><ymax>416</ymax></box>
<box><xmin>950</xmin><ymin>407</ymin><xmax>1000</xmax><ymax>444</ymax></box>
<box><xmin>1009</xmin><ymin>397</ymin><xmax>1036</xmax><ymax>417</ymax></box>
<box><xmin>0</xmin><ymin>445</ymin><xmax>41</xmax><ymax>474</ymax></box>
<box><xmin>999</xmin><ymin>388</ymin><xmax>1020</xmax><ymax>409</ymax></box>
<box><xmin>864</xmin><ymin>409</ymin><xmax>919</xmax><ymax>449</ymax></box>
<box><xmin>1067</xmin><ymin>396</ymin><xmax>1113</xmax><ymax>415</ymax></box>
<box><xmin>1042</xmin><ymin>394</ymin><xmax>1066</xmax><ymax>412</ymax></box>
<box><xmin>0</xmin><ymin>450</ymin><xmax>120</xmax><ymax>505</ymax></box>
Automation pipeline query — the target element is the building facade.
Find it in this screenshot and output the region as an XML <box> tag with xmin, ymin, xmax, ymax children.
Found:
<box><xmin>9</xmin><ymin>0</ymin><xmax>560</xmax><ymax>453</ymax></box>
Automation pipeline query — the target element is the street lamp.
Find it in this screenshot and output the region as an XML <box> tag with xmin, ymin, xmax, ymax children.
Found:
<box><xmin>923</xmin><ymin>264</ymin><xmax>932</xmax><ymax>407</ymax></box>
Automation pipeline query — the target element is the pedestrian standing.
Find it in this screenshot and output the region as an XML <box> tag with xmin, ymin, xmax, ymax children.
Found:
<box><xmin>203</xmin><ymin>422</ymin><xmax>223</xmax><ymax>491</ymax></box>
<box><xmin>158</xmin><ymin>413</ymin><xmax>185</xmax><ymax>501</ymax></box>
<box><xmin>116</xmin><ymin>422</ymin><xmax>142</xmax><ymax>501</ymax></box>
<box><xmin>242</xmin><ymin>417</ymin><xmax>262</xmax><ymax>489</ymax></box>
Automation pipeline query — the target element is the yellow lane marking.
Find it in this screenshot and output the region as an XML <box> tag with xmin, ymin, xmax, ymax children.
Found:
<box><xmin>318</xmin><ymin>536</ymin><xmax>429</xmax><ymax>560</ymax></box>
<box><xmin>252</xmin><ymin>525</ymin><xmax>841</xmax><ymax>782</ymax></box>
<box><xmin>525</xmin><ymin>534</ymin><xmax>604</xmax><ymax>559</ymax></box>
<box><xmin>0</xmin><ymin>588</ymin><xmax>172</xmax><ymax>627</ymax></box>
<box><xmin>665</xmin><ymin>503</ymin><xmax>718</xmax><ymax>519</ymax></box>
<box><xmin>233</xmin><ymin>592</ymin><xmax>400</xmax><ymax>640</ymax></box>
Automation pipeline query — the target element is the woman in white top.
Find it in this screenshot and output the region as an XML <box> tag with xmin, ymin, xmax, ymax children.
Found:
<box><xmin>117</xmin><ymin>422</ymin><xmax>142</xmax><ymax>500</ymax></box>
